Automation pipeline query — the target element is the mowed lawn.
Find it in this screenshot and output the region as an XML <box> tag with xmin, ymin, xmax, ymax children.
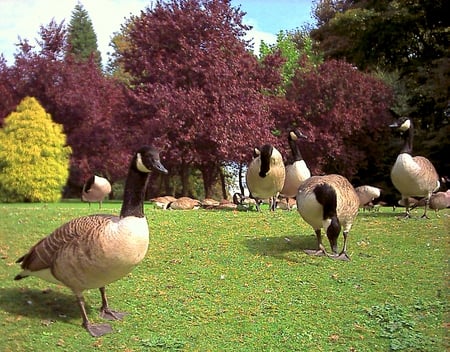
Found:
<box><xmin>0</xmin><ymin>202</ymin><xmax>448</xmax><ymax>351</ymax></box>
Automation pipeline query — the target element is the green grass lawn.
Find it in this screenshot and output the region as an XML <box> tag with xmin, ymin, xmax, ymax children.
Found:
<box><xmin>0</xmin><ymin>202</ymin><xmax>448</xmax><ymax>351</ymax></box>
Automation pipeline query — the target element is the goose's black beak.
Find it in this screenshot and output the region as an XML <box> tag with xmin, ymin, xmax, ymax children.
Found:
<box><xmin>153</xmin><ymin>161</ymin><xmax>168</xmax><ymax>174</ymax></box>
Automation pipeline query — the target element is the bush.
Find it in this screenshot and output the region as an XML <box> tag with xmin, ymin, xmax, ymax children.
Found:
<box><xmin>0</xmin><ymin>97</ymin><xmax>71</xmax><ymax>202</ymax></box>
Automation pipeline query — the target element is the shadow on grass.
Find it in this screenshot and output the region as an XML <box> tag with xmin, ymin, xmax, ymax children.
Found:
<box><xmin>244</xmin><ymin>232</ymin><xmax>318</xmax><ymax>263</ymax></box>
<box><xmin>0</xmin><ymin>287</ymin><xmax>84</xmax><ymax>324</ymax></box>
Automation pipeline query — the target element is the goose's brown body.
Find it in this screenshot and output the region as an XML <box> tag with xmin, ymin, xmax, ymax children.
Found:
<box><xmin>246</xmin><ymin>144</ymin><xmax>285</xmax><ymax>211</ymax></box>
<box><xmin>390</xmin><ymin>117</ymin><xmax>440</xmax><ymax>217</ymax></box>
<box><xmin>17</xmin><ymin>215</ymin><xmax>149</xmax><ymax>291</ymax></box>
<box><xmin>81</xmin><ymin>175</ymin><xmax>111</xmax><ymax>208</ymax></box>
<box><xmin>297</xmin><ymin>174</ymin><xmax>359</xmax><ymax>260</ymax></box>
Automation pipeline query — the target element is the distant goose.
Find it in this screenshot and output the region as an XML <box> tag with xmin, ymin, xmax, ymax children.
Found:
<box><xmin>296</xmin><ymin>174</ymin><xmax>359</xmax><ymax>261</ymax></box>
<box><xmin>354</xmin><ymin>185</ymin><xmax>381</xmax><ymax>209</ymax></box>
<box><xmin>280</xmin><ymin>130</ymin><xmax>311</xmax><ymax>207</ymax></box>
<box><xmin>390</xmin><ymin>117</ymin><xmax>440</xmax><ymax>218</ymax></box>
<box><xmin>167</xmin><ymin>197</ymin><xmax>201</xmax><ymax>210</ymax></box>
<box><xmin>201</xmin><ymin>198</ymin><xmax>221</xmax><ymax>208</ymax></box>
<box><xmin>429</xmin><ymin>190</ymin><xmax>450</xmax><ymax>215</ymax></box>
<box><xmin>410</xmin><ymin>190</ymin><xmax>450</xmax><ymax>217</ymax></box>
<box><xmin>14</xmin><ymin>146</ymin><xmax>168</xmax><ymax>337</ymax></box>
<box><xmin>246</xmin><ymin>144</ymin><xmax>286</xmax><ymax>211</ymax></box>
<box><xmin>150</xmin><ymin>195</ymin><xmax>177</xmax><ymax>209</ymax></box>
<box><xmin>81</xmin><ymin>175</ymin><xmax>112</xmax><ymax>208</ymax></box>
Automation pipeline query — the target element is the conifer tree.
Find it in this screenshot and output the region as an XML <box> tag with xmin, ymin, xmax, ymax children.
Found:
<box><xmin>67</xmin><ymin>2</ymin><xmax>102</xmax><ymax>68</ymax></box>
<box><xmin>0</xmin><ymin>97</ymin><xmax>71</xmax><ymax>202</ymax></box>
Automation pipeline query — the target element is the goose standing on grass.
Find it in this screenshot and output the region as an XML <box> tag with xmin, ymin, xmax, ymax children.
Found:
<box><xmin>296</xmin><ymin>174</ymin><xmax>359</xmax><ymax>261</ymax></box>
<box><xmin>246</xmin><ymin>144</ymin><xmax>285</xmax><ymax>211</ymax></box>
<box><xmin>390</xmin><ymin>117</ymin><xmax>440</xmax><ymax>218</ymax></box>
<box><xmin>81</xmin><ymin>175</ymin><xmax>112</xmax><ymax>208</ymax></box>
<box><xmin>280</xmin><ymin>130</ymin><xmax>311</xmax><ymax>209</ymax></box>
<box><xmin>14</xmin><ymin>146</ymin><xmax>168</xmax><ymax>337</ymax></box>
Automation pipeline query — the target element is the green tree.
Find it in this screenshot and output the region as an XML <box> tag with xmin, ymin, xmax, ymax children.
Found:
<box><xmin>311</xmin><ymin>0</ymin><xmax>449</xmax><ymax>129</ymax></box>
<box><xmin>260</xmin><ymin>30</ymin><xmax>323</xmax><ymax>94</ymax></box>
<box><xmin>67</xmin><ymin>2</ymin><xmax>102</xmax><ymax>68</ymax></box>
<box><xmin>0</xmin><ymin>97</ymin><xmax>72</xmax><ymax>202</ymax></box>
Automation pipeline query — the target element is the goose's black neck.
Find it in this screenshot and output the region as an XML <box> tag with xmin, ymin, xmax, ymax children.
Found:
<box><xmin>289</xmin><ymin>137</ymin><xmax>303</xmax><ymax>161</ymax></box>
<box><xmin>400</xmin><ymin>126</ymin><xmax>413</xmax><ymax>155</ymax></box>
<box><xmin>120</xmin><ymin>165</ymin><xmax>149</xmax><ymax>218</ymax></box>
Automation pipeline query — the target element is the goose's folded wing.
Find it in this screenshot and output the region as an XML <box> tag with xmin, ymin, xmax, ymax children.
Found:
<box><xmin>17</xmin><ymin>215</ymin><xmax>116</xmax><ymax>272</ymax></box>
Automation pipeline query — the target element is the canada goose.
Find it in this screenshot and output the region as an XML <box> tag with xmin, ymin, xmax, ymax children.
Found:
<box><xmin>245</xmin><ymin>144</ymin><xmax>286</xmax><ymax>211</ymax></box>
<box><xmin>167</xmin><ymin>196</ymin><xmax>201</xmax><ymax>210</ymax></box>
<box><xmin>429</xmin><ymin>190</ymin><xmax>450</xmax><ymax>215</ymax></box>
<box><xmin>390</xmin><ymin>117</ymin><xmax>440</xmax><ymax>218</ymax></box>
<box><xmin>14</xmin><ymin>146</ymin><xmax>168</xmax><ymax>337</ymax></box>
<box><xmin>411</xmin><ymin>190</ymin><xmax>450</xmax><ymax>217</ymax></box>
<box><xmin>354</xmin><ymin>185</ymin><xmax>381</xmax><ymax>209</ymax></box>
<box><xmin>201</xmin><ymin>198</ymin><xmax>220</xmax><ymax>208</ymax></box>
<box><xmin>276</xmin><ymin>197</ymin><xmax>297</xmax><ymax>210</ymax></box>
<box><xmin>150</xmin><ymin>195</ymin><xmax>177</xmax><ymax>209</ymax></box>
<box><xmin>280</xmin><ymin>130</ymin><xmax>311</xmax><ymax>207</ymax></box>
<box><xmin>216</xmin><ymin>199</ymin><xmax>238</xmax><ymax>210</ymax></box>
<box><xmin>81</xmin><ymin>175</ymin><xmax>112</xmax><ymax>208</ymax></box>
<box><xmin>296</xmin><ymin>174</ymin><xmax>359</xmax><ymax>261</ymax></box>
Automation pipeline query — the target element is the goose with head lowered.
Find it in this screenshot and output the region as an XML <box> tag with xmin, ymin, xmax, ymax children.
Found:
<box><xmin>390</xmin><ymin>117</ymin><xmax>440</xmax><ymax>218</ymax></box>
<box><xmin>14</xmin><ymin>146</ymin><xmax>168</xmax><ymax>337</ymax></box>
<box><xmin>81</xmin><ymin>175</ymin><xmax>112</xmax><ymax>209</ymax></box>
<box><xmin>245</xmin><ymin>144</ymin><xmax>285</xmax><ymax>211</ymax></box>
<box><xmin>296</xmin><ymin>174</ymin><xmax>359</xmax><ymax>261</ymax></box>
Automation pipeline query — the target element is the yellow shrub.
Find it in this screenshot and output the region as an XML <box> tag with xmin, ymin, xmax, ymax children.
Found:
<box><xmin>0</xmin><ymin>97</ymin><xmax>72</xmax><ymax>202</ymax></box>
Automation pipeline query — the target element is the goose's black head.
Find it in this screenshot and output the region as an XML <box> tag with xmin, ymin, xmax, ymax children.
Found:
<box><xmin>389</xmin><ymin>117</ymin><xmax>412</xmax><ymax>135</ymax></box>
<box><xmin>135</xmin><ymin>146</ymin><xmax>168</xmax><ymax>175</ymax></box>
<box><xmin>289</xmin><ymin>130</ymin><xmax>308</xmax><ymax>142</ymax></box>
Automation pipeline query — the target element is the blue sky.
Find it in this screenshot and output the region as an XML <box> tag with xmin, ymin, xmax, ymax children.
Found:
<box><xmin>0</xmin><ymin>0</ymin><xmax>314</xmax><ymax>66</ymax></box>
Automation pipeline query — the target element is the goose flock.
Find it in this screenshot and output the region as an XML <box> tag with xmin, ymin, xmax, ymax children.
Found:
<box><xmin>13</xmin><ymin>117</ymin><xmax>447</xmax><ymax>336</ymax></box>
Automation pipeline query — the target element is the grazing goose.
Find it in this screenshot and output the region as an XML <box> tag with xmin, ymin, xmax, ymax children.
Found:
<box><xmin>354</xmin><ymin>185</ymin><xmax>381</xmax><ymax>209</ymax></box>
<box><xmin>81</xmin><ymin>175</ymin><xmax>112</xmax><ymax>208</ymax></box>
<box><xmin>296</xmin><ymin>174</ymin><xmax>359</xmax><ymax>261</ymax></box>
<box><xmin>245</xmin><ymin>144</ymin><xmax>286</xmax><ymax>211</ymax></box>
<box><xmin>14</xmin><ymin>146</ymin><xmax>168</xmax><ymax>337</ymax></box>
<box><xmin>280</xmin><ymin>130</ymin><xmax>311</xmax><ymax>208</ymax></box>
<box><xmin>390</xmin><ymin>117</ymin><xmax>440</xmax><ymax>218</ymax></box>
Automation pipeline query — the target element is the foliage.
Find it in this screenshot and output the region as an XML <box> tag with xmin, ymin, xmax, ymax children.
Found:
<box><xmin>260</xmin><ymin>30</ymin><xmax>323</xmax><ymax>95</ymax></box>
<box><xmin>0</xmin><ymin>20</ymin><xmax>131</xmax><ymax>191</ymax></box>
<box><xmin>67</xmin><ymin>3</ymin><xmax>102</xmax><ymax>68</ymax></box>
<box><xmin>310</xmin><ymin>0</ymin><xmax>450</xmax><ymax>130</ymax></box>
<box><xmin>117</xmin><ymin>0</ymin><xmax>283</xmax><ymax>197</ymax></box>
<box><xmin>0</xmin><ymin>203</ymin><xmax>447</xmax><ymax>351</ymax></box>
<box><xmin>282</xmin><ymin>59</ymin><xmax>393</xmax><ymax>177</ymax></box>
<box><xmin>0</xmin><ymin>97</ymin><xmax>71</xmax><ymax>202</ymax></box>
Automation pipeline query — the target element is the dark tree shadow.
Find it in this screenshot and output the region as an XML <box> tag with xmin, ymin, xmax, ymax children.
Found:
<box><xmin>243</xmin><ymin>232</ymin><xmax>318</xmax><ymax>263</ymax></box>
<box><xmin>0</xmin><ymin>287</ymin><xmax>86</xmax><ymax>325</ymax></box>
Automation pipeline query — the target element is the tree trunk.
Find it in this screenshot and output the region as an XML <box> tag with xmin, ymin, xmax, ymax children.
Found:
<box><xmin>180</xmin><ymin>163</ymin><xmax>191</xmax><ymax>197</ymax></box>
<box><xmin>200</xmin><ymin>164</ymin><xmax>219</xmax><ymax>199</ymax></box>
<box><xmin>220</xmin><ymin>167</ymin><xmax>227</xmax><ymax>200</ymax></box>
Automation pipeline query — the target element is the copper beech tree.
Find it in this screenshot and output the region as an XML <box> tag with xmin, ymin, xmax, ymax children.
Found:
<box><xmin>116</xmin><ymin>0</ymin><xmax>283</xmax><ymax>197</ymax></box>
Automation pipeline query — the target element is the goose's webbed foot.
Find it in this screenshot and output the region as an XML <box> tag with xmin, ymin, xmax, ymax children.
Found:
<box><xmin>100</xmin><ymin>307</ymin><xmax>127</xmax><ymax>321</ymax></box>
<box><xmin>84</xmin><ymin>321</ymin><xmax>113</xmax><ymax>337</ymax></box>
